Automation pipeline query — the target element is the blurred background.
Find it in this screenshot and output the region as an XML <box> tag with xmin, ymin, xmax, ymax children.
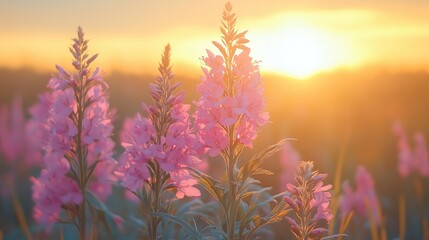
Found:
<box><xmin>1</xmin><ymin>0</ymin><xmax>429</xmax><ymax>239</ymax></box>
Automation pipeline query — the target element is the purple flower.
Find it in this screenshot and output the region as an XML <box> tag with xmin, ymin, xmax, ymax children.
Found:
<box><xmin>194</xmin><ymin>22</ymin><xmax>268</xmax><ymax>155</ymax></box>
<box><xmin>31</xmin><ymin>27</ymin><xmax>116</xmax><ymax>231</ymax></box>
<box><xmin>0</xmin><ymin>97</ymin><xmax>26</xmax><ymax>163</ymax></box>
<box><xmin>0</xmin><ymin>96</ymin><xmax>45</xmax><ymax>196</ymax></box>
<box><xmin>284</xmin><ymin>161</ymin><xmax>332</xmax><ymax>239</ymax></box>
<box><xmin>31</xmin><ymin>156</ymin><xmax>82</xmax><ymax>231</ymax></box>
<box><xmin>116</xmin><ymin>44</ymin><xmax>201</xmax><ymax>199</ymax></box>
<box><xmin>26</xmin><ymin>93</ymin><xmax>52</xmax><ymax>163</ymax></box>
<box><xmin>393</xmin><ymin>121</ymin><xmax>429</xmax><ymax>177</ymax></box>
<box><xmin>339</xmin><ymin>165</ymin><xmax>380</xmax><ymax>225</ymax></box>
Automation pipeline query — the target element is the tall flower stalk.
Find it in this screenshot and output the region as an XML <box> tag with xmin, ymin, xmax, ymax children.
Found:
<box><xmin>0</xmin><ymin>96</ymin><xmax>43</xmax><ymax>197</ymax></box>
<box><xmin>31</xmin><ymin>27</ymin><xmax>117</xmax><ymax>239</ymax></box>
<box><xmin>116</xmin><ymin>44</ymin><xmax>201</xmax><ymax>239</ymax></box>
<box><xmin>0</xmin><ymin>96</ymin><xmax>41</xmax><ymax>240</ymax></box>
<box><xmin>393</xmin><ymin>121</ymin><xmax>428</xmax><ymax>239</ymax></box>
<box><xmin>393</xmin><ymin>121</ymin><xmax>429</xmax><ymax>177</ymax></box>
<box><xmin>339</xmin><ymin>165</ymin><xmax>380</xmax><ymax>225</ymax></box>
<box><xmin>284</xmin><ymin>161</ymin><xmax>333</xmax><ymax>240</ymax></box>
<box><xmin>193</xmin><ymin>2</ymin><xmax>289</xmax><ymax>239</ymax></box>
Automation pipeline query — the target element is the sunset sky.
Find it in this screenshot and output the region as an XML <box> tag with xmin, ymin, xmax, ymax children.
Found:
<box><xmin>1</xmin><ymin>0</ymin><xmax>429</xmax><ymax>79</ymax></box>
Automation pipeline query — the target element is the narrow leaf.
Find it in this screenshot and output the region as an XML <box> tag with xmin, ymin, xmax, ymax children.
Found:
<box><xmin>188</xmin><ymin>167</ymin><xmax>225</xmax><ymax>209</ymax></box>
<box><xmin>154</xmin><ymin>212</ymin><xmax>202</xmax><ymax>240</ymax></box>
<box><xmin>238</xmin><ymin>139</ymin><xmax>288</xmax><ymax>182</ymax></box>
<box><xmin>212</xmin><ymin>41</ymin><xmax>227</xmax><ymax>58</ymax></box>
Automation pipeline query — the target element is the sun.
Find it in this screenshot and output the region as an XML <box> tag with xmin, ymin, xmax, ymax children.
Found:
<box><xmin>276</xmin><ymin>27</ymin><xmax>330</xmax><ymax>79</ymax></box>
<box><xmin>249</xmin><ymin>22</ymin><xmax>349</xmax><ymax>79</ymax></box>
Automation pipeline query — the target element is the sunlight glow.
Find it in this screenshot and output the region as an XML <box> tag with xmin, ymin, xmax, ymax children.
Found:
<box><xmin>249</xmin><ymin>20</ymin><xmax>352</xmax><ymax>79</ymax></box>
<box><xmin>2</xmin><ymin>9</ymin><xmax>429</xmax><ymax>78</ymax></box>
<box><xmin>275</xmin><ymin>27</ymin><xmax>330</xmax><ymax>79</ymax></box>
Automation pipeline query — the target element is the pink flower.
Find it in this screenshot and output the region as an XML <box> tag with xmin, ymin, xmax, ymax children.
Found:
<box><xmin>31</xmin><ymin>27</ymin><xmax>116</xmax><ymax>229</ymax></box>
<box><xmin>48</xmin><ymin>65</ymin><xmax>74</xmax><ymax>90</ymax></box>
<box><xmin>51</xmin><ymin>88</ymin><xmax>76</xmax><ymax>117</ymax></box>
<box><xmin>88</xmin><ymin>158</ymin><xmax>117</xmax><ymax>201</ymax></box>
<box><xmin>116</xmin><ymin>153</ymin><xmax>150</xmax><ymax>192</ymax></box>
<box><xmin>116</xmin><ymin>115</ymin><xmax>154</xmax><ymax>192</ymax></box>
<box><xmin>393</xmin><ymin>121</ymin><xmax>429</xmax><ymax>177</ymax></box>
<box><xmin>193</xmin><ymin>156</ymin><xmax>209</xmax><ymax>172</ymax></box>
<box><xmin>0</xmin><ymin>97</ymin><xmax>26</xmax><ymax>163</ymax></box>
<box><xmin>311</xmin><ymin>182</ymin><xmax>334</xmax><ymax>222</ymax></box>
<box><xmin>31</xmin><ymin>156</ymin><xmax>82</xmax><ymax>231</ymax></box>
<box><xmin>284</xmin><ymin>161</ymin><xmax>332</xmax><ymax>239</ymax></box>
<box><xmin>118</xmin><ymin>103</ymin><xmax>202</xmax><ymax>198</ymax></box>
<box><xmin>339</xmin><ymin>165</ymin><xmax>380</xmax><ymax>225</ymax></box>
<box><xmin>0</xmin><ymin>96</ymin><xmax>44</xmax><ymax>197</ymax></box>
<box><xmin>26</xmin><ymin>93</ymin><xmax>52</xmax><ymax>164</ymax></box>
<box><xmin>81</xmin><ymin>86</ymin><xmax>117</xmax><ymax>200</ymax></box>
<box><xmin>116</xmin><ymin>44</ymin><xmax>201</xmax><ymax>199</ymax></box>
<box><xmin>170</xmin><ymin>170</ymin><xmax>201</xmax><ymax>199</ymax></box>
<box><xmin>194</xmin><ymin>25</ymin><xmax>268</xmax><ymax>156</ymax></box>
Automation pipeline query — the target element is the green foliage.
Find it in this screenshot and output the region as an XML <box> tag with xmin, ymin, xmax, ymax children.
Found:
<box><xmin>190</xmin><ymin>168</ymin><xmax>226</xmax><ymax>211</ymax></box>
<box><xmin>154</xmin><ymin>212</ymin><xmax>203</xmax><ymax>240</ymax></box>
<box><xmin>86</xmin><ymin>191</ymin><xmax>121</xmax><ymax>238</ymax></box>
<box><xmin>189</xmin><ymin>139</ymin><xmax>291</xmax><ymax>239</ymax></box>
<box><xmin>237</xmin><ymin>139</ymin><xmax>287</xmax><ymax>182</ymax></box>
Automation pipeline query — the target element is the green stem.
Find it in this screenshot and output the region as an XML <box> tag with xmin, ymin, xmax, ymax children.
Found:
<box><xmin>414</xmin><ymin>177</ymin><xmax>426</xmax><ymax>239</ymax></box>
<box><xmin>77</xmin><ymin>50</ymin><xmax>87</xmax><ymax>240</ymax></box>
<box><xmin>77</xmin><ymin>105</ymin><xmax>87</xmax><ymax>240</ymax></box>
<box><xmin>227</xmin><ymin>126</ymin><xmax>237</xmax><ymax>240</ymax></box>
<box><xmin>225</xmin><ymin>15</ymin><xmax>237</xmax><ymax>239</ymax></box>
<box><xmin>79</xmin><ymin>191</ymin><xmax>86</xmax><ymax>240</ymax></box>
<box><xmin>149</xmin><ymin>163</ymin><xmax>162</xmax><ymax>240</ymax></box>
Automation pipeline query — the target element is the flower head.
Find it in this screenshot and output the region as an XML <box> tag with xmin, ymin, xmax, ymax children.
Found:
<box><xmin>31</xmin><ymin>27</ymin><xmax>116</xmax><ymax>228</ymax></box>
<box><xmin>0</xmin><ymin>96</ymin><xmax>45</xmax><ymax>197</ymax></box>
<box><xmin>393</xmin><ymin>121</ymin><xmax>429</xmax><ymax>177</ymax></box>
<box><xmin>31</xmin><ymin>156</ymin><xmax>82</xmax><ymax>231</ymax></box>
<box><xmin>26</xmin><ymin>93</ymin><xmax>52</xmax><ymax>161</ymax></box>
<box><xmin>339</xmin><ymin>165</ymin><xmax>380</xmax><ymax>225</ymax></box>
<box><xmin>116</xmin><ymin>44</ymin><xmax>201</xmax><ymax>199</ymax></box>
<box><xmin>0</xmin><ymin>96</ymin><xmax>25</xmax><ymax>163</ymax></box>
<box><xmin>194</xmin><ymin>5</ymin><xmax>268</xmax><ymax>156</ymax></box>
<box><xmin>284</xmin><ymin>161</ymin><xmax>332</xmax><ymax>239</ymax></box>
<box><xmin>0</xmin><ymin>96</ymin><xmax>45</xmax><ymax>166</ymax></box>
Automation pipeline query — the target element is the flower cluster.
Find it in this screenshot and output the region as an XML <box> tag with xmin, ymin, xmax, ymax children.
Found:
<box><xmin>0</xmin><ymin>96</ymin><xmax>44</xmax><ymax>197</ymax></box>
<box><xmin>27</xmin><ymin>90</ymin><xmax>78</xmax><ymax>232</ymax></box>
<box><xmin>393</xmin><ymin>121</ymin><xmax>429</xmax><ymax>177</ymax></box>
<box><xmin>0</xmin><ymin>97</ymin><xmax>26</xmax><ymax>164</ymax></box>
<box><xmin>190</xmin><ymin>4</ymin><xmax>292</xmax><ymax>240</ymax></box>
<box><xmin>340</xmin><ymin>165</ymin><xmax>381</xmax><ymax>225</ymax></box>
<box><xmin>0</xmin><ymin>96</ymin><xmax>46</xmax><ymax>167</ymax></box>
<box><xmin>194</xmin><ymin>2</ymin><xmax>268</xmax><ymax>156</ymax></box>
<box><xmin>116</xmin><ymin>44</ymin><xmax>201</xmax><ymax>199</ymax></box>
<box><xmin>26</xmin><ymin>93</ymin><xmax>52</xmax><ymax>163</ymax></box>
<box><xmin>31</xmin><ymin>157</ymin><xmax>82</xmax><ymax>230</ymax></box>
<box><xmin>284</xmin><ymin>161</ymin><xmax>333</xmax><ymax>240</ymax></box>
<box><xmin>31</xmin><ymin>27</ymin><xmax>116</xmax><ymax>230</ymax></box>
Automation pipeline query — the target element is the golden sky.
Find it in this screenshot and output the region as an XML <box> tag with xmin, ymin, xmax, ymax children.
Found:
<box><xmin>1</xmin><ymin>0</ymin><xmax>429</xmax><ymax>79</ymax></box>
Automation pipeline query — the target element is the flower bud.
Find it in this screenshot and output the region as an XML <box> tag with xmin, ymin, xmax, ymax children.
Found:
<box><xmin>309</xmin><ymin>227</ymin><xmax>328</xmax><ymax>238</ymax></box>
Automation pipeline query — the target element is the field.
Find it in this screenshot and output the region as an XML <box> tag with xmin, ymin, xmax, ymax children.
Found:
<box><xmin>1</xmin><ymin>1</ymin><xmax>429</xmax><ymax>239</ymax></box>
